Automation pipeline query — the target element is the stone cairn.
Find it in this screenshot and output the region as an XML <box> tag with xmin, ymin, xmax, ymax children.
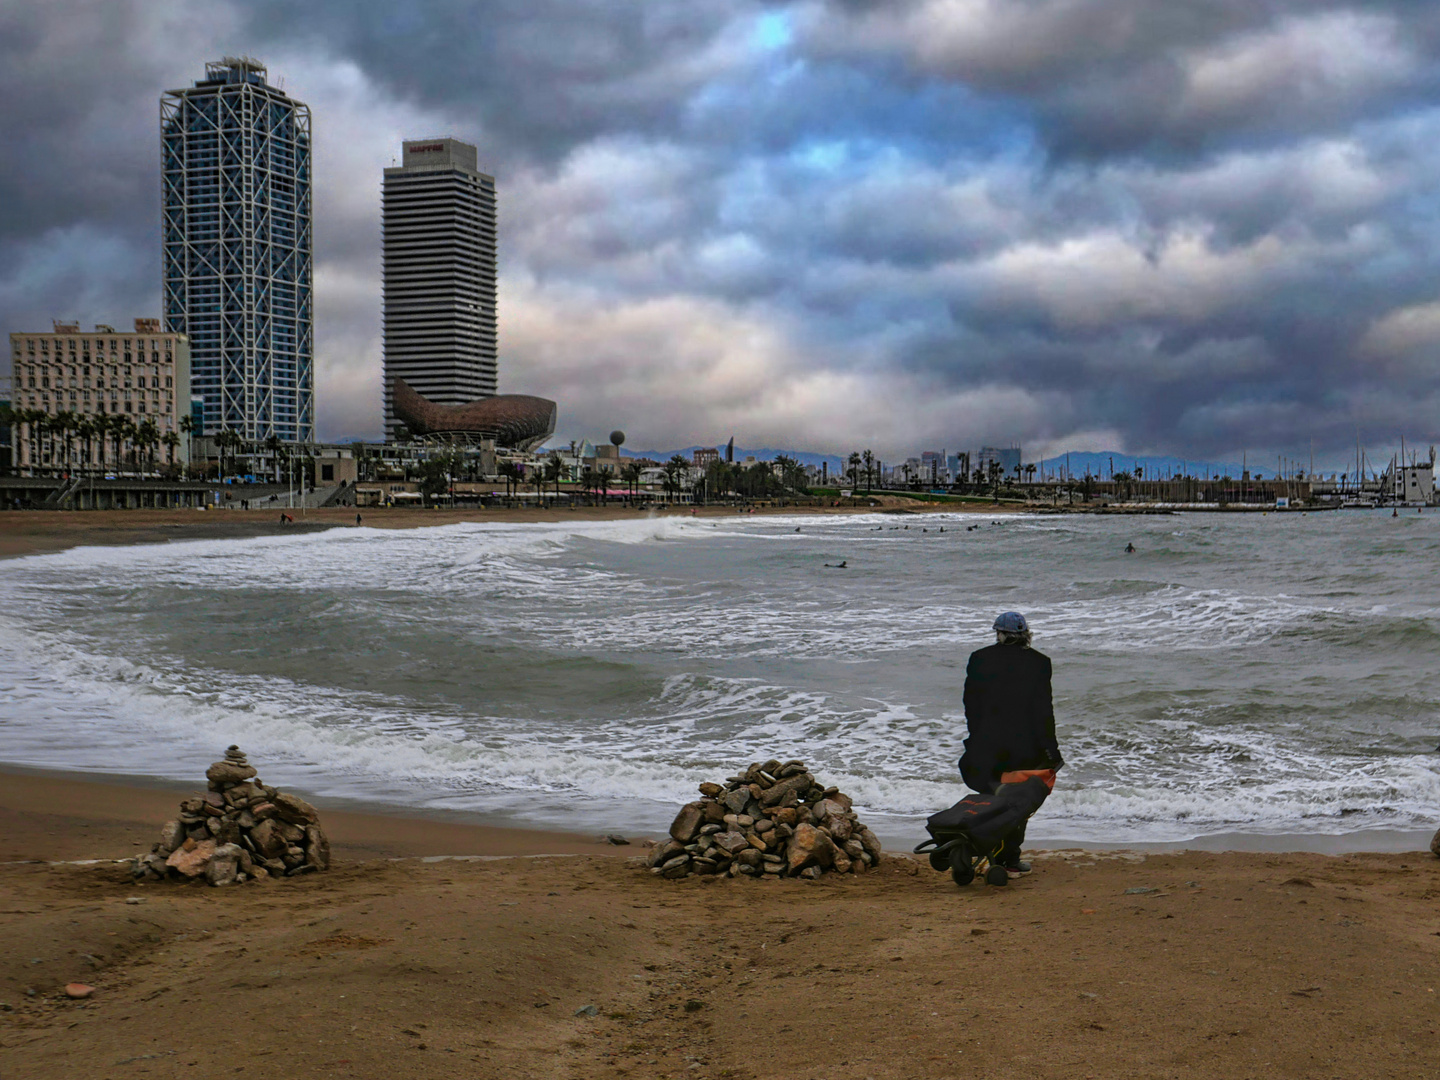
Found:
<box><xmin>648</xmin><ymin>759</ymin><xmax>882</xmax><ymax>880</ymax></box>
<box><xmin>131</xmin><ymin>746</ymin><xmax>330</xmax><ymax>887</ymax></box>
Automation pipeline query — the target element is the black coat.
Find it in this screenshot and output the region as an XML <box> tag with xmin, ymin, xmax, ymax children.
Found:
<box><xmin>959</xmin><ymin>643</ymin><xmax>1063</xmax><ymax>794</ymax></box>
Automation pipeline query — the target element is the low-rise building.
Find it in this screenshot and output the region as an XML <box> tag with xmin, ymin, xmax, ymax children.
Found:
<box><xmin>9</xmin><ymin>319</ymin><xmax>192</xmax><ymax>474</ymax></box>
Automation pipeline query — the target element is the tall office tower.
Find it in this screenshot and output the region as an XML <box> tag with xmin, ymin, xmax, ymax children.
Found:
<box><xmin>382</xmin><ymin>138</ymin><xmax>497</xmax><ymax>440</ymax></box>
<box><xmin>161</xmin><ymin>57</ymin><xmax>313</xmax><ymax>442</ymax></box>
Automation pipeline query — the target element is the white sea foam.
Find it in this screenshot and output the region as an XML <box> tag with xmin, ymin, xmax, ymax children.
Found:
<box><xmin>1</xmin><ymin>511</ymin><xmax>1437</xmax><ymax>841</ymax></box>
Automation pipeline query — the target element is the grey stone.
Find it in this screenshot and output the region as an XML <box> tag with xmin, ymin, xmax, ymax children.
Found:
<box><xmin>158</xmin><ymin>820</ymin><xmax>184</xmax><ymax>851</ymax></box>
<box><xmin>648</xmin><ymin>839</ymin><xmax>685</xmax><ymax>868</ymax></box>
<box><xmin>205</xmin><ymin>761</ymin><xmax>257</xmax><ymax>785</ymax></box>
<box><xmin>304</xmin><ymin>825</ymin><xmax>331</xmax><ymax>871</ymax></box>
<box><xmin>271</xmin><ymin>792</ymin><xmax>320</xmax><ymax>826</ymax></box>
<box><xmin>669</xmin><ymin>802</ymin><xmax>707</xmax><ymax>843</ymax></box>
<box><xmin>723</xmin><ymin>788</ymin><xmax>750</xmax><ymax>814</ymax></box>
<box><xmin>712</xmin><ymin>831</ymin><xmax>750</xmax><ymax>854</ymax></box>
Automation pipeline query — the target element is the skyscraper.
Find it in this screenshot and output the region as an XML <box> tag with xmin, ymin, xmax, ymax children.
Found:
<box><xmin>382</xmin><ymin>138</ymin><xmax>497</xmax><ymax>440</ymax></box>
<box><xmin>161</xmin><ymin>57</ymin><xmax>313</xmax><ymax>442</ymax></box>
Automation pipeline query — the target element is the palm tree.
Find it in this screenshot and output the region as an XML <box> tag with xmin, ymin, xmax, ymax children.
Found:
<box><xmin>580</xmin><ymin>466</ymin><xmax>599</xmax><ymax>504</ymax></box>
<box><xmin>544</xmin><ymin>453</ymin><xmax>565</xmax><ymax>501</ymax></box>
<box><xmin>846</xmin><ymin>452</ymin><xmax>862</xmax><ymax>492</ymax></box>
<box><xmin>530</xmin><ymin>459</ymin><xmax>548</xmax><ymax>504</ymax></box>
<box><xmin>662</xmin><ymin>455</ymin><xmax>690</xmax><ymax>503</ymax></box>
<box><xmin>621</xmin><ymin>461</ymin><xmax>643</xmax><ymax>503</ymax></box>
<box><xmin>51</xmin><ymin>411</ymin><xmax>75</xmax><ymax>473</ymax></box>
<box><xmin>497</xmin><ymin>459</ymin><xmax>522</xmax><ymax>503</ymax></box>
<box><xmin>162</xmin><ymin>430</ymin><xmax>181</xmax><ymax>468</ymax></box>
<box><xmin>137</xmin><ymin>419</ymin><xmax>160</xmax><ymax>474</ymax></box>
<box><xmin>264</xmin><ymin>433</ymin><xmax>283</xmax><ymax>482</ymax></box>
<box><xmin>862</xmin><ymin>449</ymin><xmax>875</xmax><ymax>493</ymax></box>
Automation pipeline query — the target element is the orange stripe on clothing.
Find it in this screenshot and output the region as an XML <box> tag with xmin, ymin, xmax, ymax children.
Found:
<box><xmin>999</xmin><ymin>768</ymin><xmax>1057</xmax><ymax>790</ymax></box>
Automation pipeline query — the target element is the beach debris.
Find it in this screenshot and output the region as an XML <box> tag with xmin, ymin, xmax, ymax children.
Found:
<box><xmin>64</xmin><ymin>983</ymin><xmax>95</xmax><ymax>999</ymax></box>
<box><xmin>647</xmin><ymin>760</ymin><xmax>882</xmax><ymax>881</ymax></box>
<box><xmin>129</xmin><ymin>746</ymin><xmax>330</xmax><ymax>887</ymax></box>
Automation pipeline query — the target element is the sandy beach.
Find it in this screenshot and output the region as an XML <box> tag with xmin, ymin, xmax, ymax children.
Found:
<box><xmin>1</xmin><ymin>769</ymin><xmax>1437</xmax><ymax>1079</ymax></box>
<box><xmin>3</xmin><ymin>508</ymin><xmax>1438</xmax><ymax>1078</ymax></box>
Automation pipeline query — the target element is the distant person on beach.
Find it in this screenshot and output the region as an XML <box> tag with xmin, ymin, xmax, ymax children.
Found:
<box><xmin>959</xmin><ymin>612</ymin><xmax>1064</xmax><ymax>877</ymax></box>
<box><xmin>356</xmin><ymin>513</ymin><xmax>362</xmax><ymax>526</ymax></box>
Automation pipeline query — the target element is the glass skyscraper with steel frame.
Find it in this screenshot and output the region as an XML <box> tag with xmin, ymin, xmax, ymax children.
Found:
<box><xmin>161</xmin><ymin>58</ymin><xmax>313</xmax><ymax>441</ymax></box>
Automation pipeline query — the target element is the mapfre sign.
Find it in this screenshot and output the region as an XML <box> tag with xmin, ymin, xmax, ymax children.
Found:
<box><xmin>409</xmin><ymin>142</ymin><xmax>446</xmax><ymax>153</ymax></box>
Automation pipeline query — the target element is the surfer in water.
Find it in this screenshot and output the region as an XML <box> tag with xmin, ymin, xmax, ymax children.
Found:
<box><xmin>1124</xmin><ymin>542</ymin><xmax>1136</xmax><ymax>553</ymax></box>
<box><xmin>825</xmin><ymin>559</ymin><xmax>848</xmax><ymax>569</ymax></box>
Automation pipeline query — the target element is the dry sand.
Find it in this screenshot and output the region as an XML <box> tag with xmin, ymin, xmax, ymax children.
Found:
<box><xmin>3</xmin><ymin>509</ymin><xmax>1435</xmax><ymax>1077</ymax></box>
<box><xmin>2</xmin><ymin>772</ymin><xmax>1438</xmax><ymax>1079</ymax></box>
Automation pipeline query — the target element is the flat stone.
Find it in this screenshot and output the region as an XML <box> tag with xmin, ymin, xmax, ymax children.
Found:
<box><xmin>698</xmin><ymin>782</ymin><xmax>723</xmax><ymax>797</ymax></box>
<box><xmin>753</xmin><ymin>818</ymin><xmax>775</xmax><ymax>834</ymax></box>
<box><xmin>165</xmin><ymin>838</ymin><xmax>217</xmax><ymax>878</ymax></box>
<box><xmin>723</xmin><ymin>788</ymin><xmax>750</xmax><ymax>814</ymax></box>
<box><xmin>699</xmin><ymin>823</ymin><xmax>723</xmax><ymax>835</ymax></box>
<box><xmin>759</xmin><ymin>772</ymin><xmax>812</xmax><ymax>807</ymax></box>
<box><xmin>64</xmin><ymin>983</ymin><xmax>94</xmax><ymax>999</ymax></box>
<box><xmin>735</xmin><ymin>848</ymin><xmax>763</xmax><ymax>868</ymax></box>
<box><xmin>250</xmin><ymin>801</ymin><xmax>277</xmax><ymax>820</ymax></box>
<box><xmin>205</xmin><ymin>761</ymin><xmax>257</xmax><ymax>785</ymax></box>
<box><xmin>736</xmin><ymin>815</ymin><xmax>754</xmax><ymax>828</ymax></box>
<box><xmin>712</xmin><ymin>831</ymin><xmax>750</xmax><ymax>855</ymax></box>
<box><xmin>271</xmin><ymin>792</ymin><xmax>320</xmax><ymax>826</ymax></box>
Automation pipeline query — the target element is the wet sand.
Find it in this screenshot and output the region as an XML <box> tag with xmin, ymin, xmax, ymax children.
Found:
<box><xmin>1</xmin><ymin>769</ymin><xmax>1437</xmax><ymax>1079</ymax></box>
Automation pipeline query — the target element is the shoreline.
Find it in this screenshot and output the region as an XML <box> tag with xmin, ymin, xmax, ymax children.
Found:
<box><xmin>3</xmin><ymin>760</ymin><xmax>1430</xmax><ymax>861</ymax></box>
<box><xmin>0</xmin><ymin>500</ymin><xmax>1017</xmax><ymax>561</ymax></box>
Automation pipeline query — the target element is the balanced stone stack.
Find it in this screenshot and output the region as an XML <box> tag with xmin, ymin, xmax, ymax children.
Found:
<box><xmin>131</xmin><ymin>746</ymin><xmax>330</xmax><ymax>887</ymax></box>
<box><xmin>648</xmin><ymin>759</ymin><xmax>882</xmax><ymax>880</ymax></box>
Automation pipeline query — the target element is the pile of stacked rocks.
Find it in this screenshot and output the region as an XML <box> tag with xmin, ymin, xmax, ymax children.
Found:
<box><xmin>648</xmin><ymin>759</ymin><xmax>882</xmax><ymax>880</ymax></box>
<box><xmin>131</xmin><ymin>746</ymin><xmax>330</xmax><ymax>887</ymax></box>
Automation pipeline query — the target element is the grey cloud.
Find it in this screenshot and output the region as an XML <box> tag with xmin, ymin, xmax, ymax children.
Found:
<box><xmin>799</xmin><ymin>0</ymin><xmax>1440</xmax><ymax>160</ymax></box>
<box><xmin>4</xmin><ymin>0</ymin><xmax>1440</xmax><ymax>463</ymax></box>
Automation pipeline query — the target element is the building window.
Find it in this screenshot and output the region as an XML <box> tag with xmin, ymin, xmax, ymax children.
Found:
<box><xmin>165</xmin><ymin>376</ymin><xmax>173</xmax><ymax>388</ymax></box>
<box><xmin>124</xmin><ymin>402</ymin><xmax>132</xmax><ymax>413</ymax></box>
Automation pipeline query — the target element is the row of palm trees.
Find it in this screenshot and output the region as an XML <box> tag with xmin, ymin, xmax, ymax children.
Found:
<box><xmin>0</xmin><ymin>405</ymin><xmax>182</xmax><ymax>476</ymax></box>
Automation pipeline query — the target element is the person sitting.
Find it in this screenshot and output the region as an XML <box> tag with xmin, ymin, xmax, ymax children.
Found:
<box><xmin>959</xmin><ymin>612</ymin><xmax>1064</xmax><ymax>876</ymax></box>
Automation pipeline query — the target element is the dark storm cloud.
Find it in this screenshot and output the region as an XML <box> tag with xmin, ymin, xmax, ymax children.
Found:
<box><xmin>4</xmin><ymin>0</ymin><xmax>1440</xmax><ymax>461</ymax></box>
<box><xmin>239</xmin><ymin>0</ymin><xmax>756</xmax><ymax>165</ymax></box>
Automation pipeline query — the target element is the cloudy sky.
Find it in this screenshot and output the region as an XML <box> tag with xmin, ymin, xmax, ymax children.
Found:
<box><xmin>3</xmin><ymin>0</ymin><xmax>1439</xmax><ymax>462</ymax></box>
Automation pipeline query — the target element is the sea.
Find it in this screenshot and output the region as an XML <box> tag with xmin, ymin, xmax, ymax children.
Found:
<box><xmin>1</xmin><ymin>510</ymin><xmax>1437</xmax><ymax>850</ymax></box>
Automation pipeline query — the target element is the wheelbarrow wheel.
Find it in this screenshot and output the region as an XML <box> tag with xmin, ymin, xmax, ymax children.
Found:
<box><xmin>949</xmin><ymin>842</ymin><xmax>976</xmax><ymax>886</ymax></box>
<box><xmin>985</xmin><ymin>864</ymin><xmax>1010</xmax><ymax>887</ymax></box>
